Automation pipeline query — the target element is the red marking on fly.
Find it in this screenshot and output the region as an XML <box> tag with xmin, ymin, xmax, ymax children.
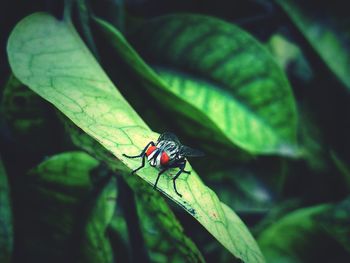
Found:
<box><xmin>146</xmin><ymin>145</ymin><xmax>157</xmax><ymax>156</ymax></box>
<box><xmin>160</xmin><ymin>151</ymin><xmax>170</xmax><ymax>166</ymax></box>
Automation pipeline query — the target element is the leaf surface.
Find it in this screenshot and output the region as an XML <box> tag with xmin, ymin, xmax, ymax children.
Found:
<box><xmin>7</xmin><ymin>13</ymin><xmax>264</xmax><ymax>262</ymax></box>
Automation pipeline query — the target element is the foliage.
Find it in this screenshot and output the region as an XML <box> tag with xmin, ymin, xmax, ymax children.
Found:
<box><xmin>1</xmin><ymin>0</ymin><xmax>350</xmax><ymax>262</ymax></box>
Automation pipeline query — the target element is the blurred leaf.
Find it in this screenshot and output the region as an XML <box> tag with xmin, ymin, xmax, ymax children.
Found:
<box><xmin>2</xmin><ymin>74</ymin><xmax>29</xmax><ymax>127</ymax></box>
<box><xmin>267</xmin><ymin>34</ymin><xmax>312</xmax><ymax>82</ymax></box>
<box><xmin>1</xmin><ymin>74</ymin><xmax>61</xmax><ymax>156</ymax></box>
<box><xmin>76</xmin><ymin>0</ymin><xmax>100</xmax><ymax>59</ymax></box>
<box><xmin>17</xmin><ymin>151</ymin><xmax>117</xmax><ymax>262</ymax></box>
<box><xmin>297</xmin><ymin>104</ymin><xmax>329</xmax><ymax>172</ymax></box>
<box><xmin>80</xmin><ymin>174</ymin><xmax>117</xmax><ymax>263</ymax></box>
<box><xmin>2</xmin><ymin>74</ymin><xmax>45</xmax><ymax>132</ymax></box>
<box><xmin>267</xmin><ymin>34</ymin><xmax>300</xmax><ymax>70</ymax></box>
<box><xmin>316</xmin><ymin>196</ymin><xmax>350</xmax><ymax>253</ymax></box>
<box><xmin>33</xmin><ymin>152</ymin><xmax>116</xmax><ymax>263</ymax></box>
<box><xmin>156</xmin><ymin>68</ymin><xmax>296</xmax><ymax>156</ymax></box>
<box><xmin>31</xmin><ymin>151</ymin><xmax>98</xmax><ymax>190</ymax></box>
<box><xmin>7</xmin><ymin>13</ymin><xmax>264</xmax><ymax>262</ymax></box>
<box><xmin>252</xmin><ymin>199</ymin><xmax>302</xmax><ymax>236</ymax></box>
<box><xmin>206</xmin><ymin>167</ymin><xmax>274</xmax><ymax>214</ymax></box>
<box><xmin>0</xmin><ymin>157</ymin><xmax>13</xmax><ymax>263</ymax></box>
<box><xmin>257</xmin><ymin>204</ymin><xmax>350</xmax><ymax>263</ymax></box>
<box><xmin>94</xmin><ymin>15</ymin><xmax>298</xmax><ymax>157</ymax></box>
<box><xmin>109</xmin><ymin>206</ymin><xmax>131</xmax><ymax>262</ymax></box>
<box><xmin>275</xmin><ymin>0</ymin><xmax>350</xmax><ymax>90</ymax></box>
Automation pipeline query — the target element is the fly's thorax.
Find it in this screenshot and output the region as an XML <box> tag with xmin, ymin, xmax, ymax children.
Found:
<box><xmin>157</xmin><ymin>140</ymin><xmax>180</xmax><ymax>160</ymax></box>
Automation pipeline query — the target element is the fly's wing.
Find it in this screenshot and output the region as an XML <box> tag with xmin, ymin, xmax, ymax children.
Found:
<box><xmin>158</xmin><ymin>132</ymin><xmax>181</xmax><ymax>144</ymax></box>
<box><xmin>179</xmin><ymin>145</ymin><xmax>205</xmax><ymax>157</ymax></box>
<box><xmin>158</xmin><ymin>132</ymin><xmax>204</xmax><ymax>157</ymax></box>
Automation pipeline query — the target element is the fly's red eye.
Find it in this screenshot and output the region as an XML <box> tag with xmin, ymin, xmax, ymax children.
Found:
<box><xmin>146</xmin><ymin>145</ymin><xmax>157</xmax><ymax>156</ymax></box>
<box><xmin>160</xmin><ymin>152</ymin><xmax>170</xmax><ymax>166</ymax></box>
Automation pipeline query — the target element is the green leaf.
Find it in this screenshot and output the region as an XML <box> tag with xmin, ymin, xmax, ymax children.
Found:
<box><xmin>26</xmin><ymin>151</ymin><xmax>116</xmax><ymax>262</ymax></box>
<box><xmin>155</xmin><ymin>67</ymin><xmax>297</xmax><ymax>156</ymax></box>
<box><xmin>0</xmin><ymin>157</ymin><xmax>13</xmax><ymax>263</ymax></box>
<box><xmin>252</xmin><ymin>199</ymin><xmax>302</xmax><ymax>236</ymax></box>
<box><xmin>7</xmin><ymin>13</ymin><xmax>264</xmax><ymax>262</ymax></box>
<box><xmin>80</xmin><ymin>174</ymin><xmax>117</xmax><ymax>263</ymax></box>
<box><xmin>257</xmin><ymin>204</ymin><xmax>349</xmax><ymax>263</ymax></box>
<box><xmin>267</xmin><ymin>34</ymin><xmax>301</xmax><ymax>71</ymax></box>
<box><xmin>94</xmin><ymin>15</ymin><xmax>298</xmax><ymax>156</ymax></box>
<box><xmin>266</xmin><ymin>34</ymin><xmax>313</xmax><ymax>82</ymax></box>
<box><xmin>17</xmin><ymin>151</ymin><xmax>116</xmax><ymax>261</ymax></box>
<box><xmin>109</xmin><ymin>206</ymin><xmax>131</xmax><ymax>262</ymax></box>
<box><xmin>205</xmin><ymin>167</ymin><xmax>274</xmax><ymax>214</ymax></box>
<box><xmin>31</xmin><ymin>151</ymin><xmax>99</xmax><ymax>190</ymax></box>
<box><xmin>2</xmin><ymin>74</ymin><xmax>48</xmax><ymax>136</ymax></box>
<box><xmin>316</xmin><ymin>196</ymin><xmax>350</xmax><ymax>253</ymax></box>
<box><xmin>297</xmin><ymin>105</ymin><xmax>329</xmax><ymax>172</ymax></box>
<box><xmin>1</xmin><ymin>74</ymin><xmax>63</xmax><ymax>158</ymax></box>
<box><xmin>275</xmin><ymin>0</ymin><xmax>350</xmax><ymax>90</ymax></box>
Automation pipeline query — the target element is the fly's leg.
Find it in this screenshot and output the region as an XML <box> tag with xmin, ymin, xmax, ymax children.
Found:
<box><xmin>153</xmin><ymin>168</ymin><xmax>168</xmax><ymax>191</ymax></box>
<box><xmin>172</xmin><ymin>160</ymin><xmax>189</xmax><ymax>197</ymax></box>
<box><xmin>173</xmin><ymin>169</ymin><xmax>184</xmax><ymax>197</ymax></box>
<box><xmin>130</xmin><ymin>154</ymin><xmax>146</xmax><ymax>175</ymax></box>
<box><xmin>122</xmin><ymin>141</ymin><xmax>155</xmax><ymax>159</ymax></box>
<box><xmin>122</xmin><ymin>141</ymin><xmax>155</xmax><ymax>174</ymax></box>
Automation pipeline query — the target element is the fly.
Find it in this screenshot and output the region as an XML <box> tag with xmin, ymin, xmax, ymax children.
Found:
<box><xmin>123</xmin><ymin>132</ymin><xmax>204</xmax><ymax>197</ymax></box>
